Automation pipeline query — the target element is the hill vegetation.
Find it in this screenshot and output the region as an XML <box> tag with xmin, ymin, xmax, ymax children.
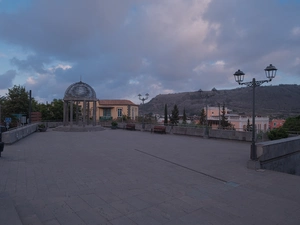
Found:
<box><xmin>139</xmin><ymin>84</ymin><xmax>300</xmax><ymax>119</ymax></box>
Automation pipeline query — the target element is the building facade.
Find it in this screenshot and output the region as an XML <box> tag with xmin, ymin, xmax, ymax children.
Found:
<box><xmin>205</xmin><ymin>106</ymin><xmax>269</xmax><ymax>132</ymax></box>
<box><xmin>97</xmin><ymin>100</ymin><xmax>139</xmax><ymax>120</ymax></box>
<box><xmin>269</xmin><ymin>119</ymin><xmax>285</xmax><ymax>130</ymax></box>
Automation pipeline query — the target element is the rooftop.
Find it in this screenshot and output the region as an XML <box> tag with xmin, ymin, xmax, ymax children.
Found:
<box><xmin>98</xmin><ymin>99</ymin><xmax>138</xmax><ymax>106</ymax></box>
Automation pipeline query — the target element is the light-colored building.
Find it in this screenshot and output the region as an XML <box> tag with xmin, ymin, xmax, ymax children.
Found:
<box><xmin>226</xmin><ymin>115</ymin><xmax>269</xmax><ymax>132</ymax></box>
<box><xmin>205</xmin><ymin>106</ymin><xmax>269</xmax><ymax>132</ymax></box>
<box><xmin>97</xmin><ymin>100</ymin><xmax>139</xmax><ymax>120</ymax></box>
<box><xmin>79</xmin><ymin>99</ymin><xmax>139</xmax><ymax>121</ymax></box>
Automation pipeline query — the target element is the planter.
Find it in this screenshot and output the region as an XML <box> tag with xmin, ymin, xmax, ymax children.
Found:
<box><xmin>111</xmin><ymin>126</ymin><xmax>118</xmax><ymax>129</ymax></box>
<box><xmin>38</xmin><ymin>128</ymin><xmax>47</xmax><ymax>132</ymax></box>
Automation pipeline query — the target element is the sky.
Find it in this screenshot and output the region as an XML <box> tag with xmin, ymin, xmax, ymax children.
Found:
<box><xmin>0</xmin><ymin>0</ymin><xmax>300</xmax><ymax>104</ymax></box>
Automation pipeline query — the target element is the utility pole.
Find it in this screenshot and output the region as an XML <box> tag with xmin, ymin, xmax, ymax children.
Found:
<box><xmin>218</xmin><ymin>103</ymin><xmax>221</xmax><ymax>129</ymax></box>
<box><xmin>28</xmin><ymin>90</ymin><xmax>32</xmax><ymax>124</ymax></box>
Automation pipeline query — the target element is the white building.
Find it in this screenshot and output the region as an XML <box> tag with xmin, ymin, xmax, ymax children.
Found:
<box><xmin>205</xmin><ymin>106</ymin><xmax>269</xmax><ymax>132</ymax></box>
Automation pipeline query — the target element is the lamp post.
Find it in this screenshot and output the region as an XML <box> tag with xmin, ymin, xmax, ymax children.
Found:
<box><xmin>233</xmin><ymin>64</ymin><xmax>277</xmax><ymax>160</ymax></box>
<box><xmin>204</xmin><ymin>94</ymin><xmax>210</xmax><ymax>137</ymax></box>
<box><xmin>138</xmin><ymin>93</ymin><xmax>149</xmax><ymax>129</ymax></box>
<box><xmin>138</xmin><ymin>93</ymin><xmax>149</xmax><ymax>104</ymax></box>
<box><xmin>218</xmin><ymin>103</ymin><xmax>221</xmax><ymax>129</ymax></box>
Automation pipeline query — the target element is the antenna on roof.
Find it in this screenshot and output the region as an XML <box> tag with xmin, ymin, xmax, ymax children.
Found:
<box><xmin>80</xmin><ymin>75</ymin><xmax>82</xmax><ymax>82</ymax></box>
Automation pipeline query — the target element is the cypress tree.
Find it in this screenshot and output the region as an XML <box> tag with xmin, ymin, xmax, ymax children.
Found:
<box><xmin>199</xmin><ymin>108</ymin><xmax>206</xmax><ymax>125</ymax></box>
<box><xmin>182</xmin><ymin>108</ymin><xmax>187</xmax><ymax>124</ymax></box>
<box><xmin>164</xmin><ymin>104</ymin><xmax>168</xmax><ymax>125</ymax></box>
<box><xmin>220</xmin><ymin>103</ymin><xmax>230</xmax><ymax>128</ymax></box>
<box><xmin>170</xmin><ymin>104</ymin><xmax>179</xmax><ymax>125</ymax></box>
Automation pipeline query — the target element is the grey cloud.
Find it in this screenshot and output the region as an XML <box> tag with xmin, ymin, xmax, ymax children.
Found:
<box><xmin>0</xmin><ymin>0</ymin><xmax>299</xmax><ymax>103</ymax></box>
<box><xmin>0</xmin><ymin>0</ymin><xmax>143</xmax><ymax>60</ymax></box>
<box><xmin>0</xmin><ymin>70</ymin><xmax>17</xmax><ymax>89</ymax></box>
<box><xmin>10</xmin><ymin>55</ymin><xmax>49</xmax><ymax>73</ymax></box>
<box><xmin>203</xmin><ymin>0</ymin><xmax>300</xmax><ymax>73</ymax></box>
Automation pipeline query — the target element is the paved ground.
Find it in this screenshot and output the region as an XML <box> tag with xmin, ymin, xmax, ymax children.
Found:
<box><xmin>0</xmin><ymin>128</ymin><xmax>300</xmax><ymax>225</ymax></box>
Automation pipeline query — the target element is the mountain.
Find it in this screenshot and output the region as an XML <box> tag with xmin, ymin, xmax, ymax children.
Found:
<box><xmin>139</xmin><ymin>84</ymin><xmax>300</xmax><ymax>118</ymax></box>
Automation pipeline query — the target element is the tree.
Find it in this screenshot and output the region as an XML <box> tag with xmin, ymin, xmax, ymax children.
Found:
<box><xmin>35</xmin><ymin>99</ymin><xmax>65</xmax><ymax>121</ymax></box>
<box><xmin>246</xmin><ymin>119</ymin><xmax>252</xmax><ymax>131</ymax></box>
<box><xmin>282</xmin><ymin>115</ymin><xmax>300</xmax><ymax>132</ymax></box>
<box><xmin>31</xmin><ymin>98</ymin><xmax>39</xmax><ymax>112</ymax></box>
<box><xmin>182</xmin><ymin>108</ymin><xmax>187</xmax><ymax>124</ymax></box>
<box><xmin>199</xmin><ymin>108</ymin><xmax>206</xmax><ymax>125</ymax></box>
<box><xmin>268</xmin><ymin>127</ymin><xmax>288</xmax><ymax>140</ymax></box>
<box><xmin>38</xmin><ymin>103</ymin><xmax>52</xmax><ymax>121</ymax></box>
<box><xmin>170</xmin><ymin>104</ymin><xmax>179</xmax><ymax>125</ymax></box>
<box><xmin>0</xmin><ymin>96</ymin><xmax>6</xmax><ymax>125</ymax></box>
<box><xmin>51</xmin><ymin>99</ymin><xmax>64</xmax><ymax>121</ymax></box>
<box><xmin>220</xmin><ymin>103</ymin><xmax>231</xmax><ymax>129</ymax></box>
<box><xmin>164</xmin><ymin>104</ymin><xmax>168</xmax><ymax>125</ymax></box>
<box><xmin>4</xmin><ymin>85</ymin><xmax>29</xmax><ymax>116</ymax></box>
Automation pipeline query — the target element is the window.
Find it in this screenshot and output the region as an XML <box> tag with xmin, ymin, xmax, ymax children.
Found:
<box><xmin>118</xmin><ymin>108</ymin><xmax>122</xmax><ymax>117</ymax></box>
<box><xmin>103</xmin><ymin>109</ymin><xmax>111</xmax><ymax>117</ymax></box>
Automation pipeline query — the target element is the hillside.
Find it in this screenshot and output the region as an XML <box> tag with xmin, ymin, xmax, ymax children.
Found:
<box><xmin>139</xmin><ymin>84</ymin><xmax>300</xmax><ymax>118</ymax></box>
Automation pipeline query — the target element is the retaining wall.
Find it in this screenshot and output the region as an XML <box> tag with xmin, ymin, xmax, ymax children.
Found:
<box><xmin>100</xmin><ymin>122</ymin><xmax>256</xmax><ymax>141</ymax></box>
<box><xmin>1</xmin><ymin>124</ymin><xmax>38</xmax><ymax>144</ymax></box>
<box><xmin>256</xmin><ymin>136</ymin><xmax>300</xmax><ymax>175</ymax></box>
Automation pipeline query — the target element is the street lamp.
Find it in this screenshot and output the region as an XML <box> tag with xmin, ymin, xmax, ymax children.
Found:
<box><xmin>233</xmin><ymin>64</ymin><xmax>277</xmax><ymax>160</ymax></box>
<box><xmin>138</xmin><ymin>93</ymin><xmax>149</xmax><ymax>129</ymax></box>
<box><xmin>138</xmin><ymin>93</ymin><xmax>149</xmax><ymax>104</ymax></box>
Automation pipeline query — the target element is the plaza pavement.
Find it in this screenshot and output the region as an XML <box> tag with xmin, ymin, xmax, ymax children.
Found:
<box><xmin>0</xmin><ymin>128</ymin><xmax>300</xmax><ymax>225</ymax></box>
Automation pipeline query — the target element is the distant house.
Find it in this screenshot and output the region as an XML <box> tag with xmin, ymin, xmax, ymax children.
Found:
<box><xmin>205</xmin><ymin>106</ymin><xmax>269</xmax><ymax>132</ymax></box>
<box><xmin>269</xmin><ymin>119</ymin><xmax>285</xmax><ymax>130</ymax></box>
<box><xmin>97</xmin><ymin>100</ymin><xmax>139</xmax><ymax>121</ymax></box>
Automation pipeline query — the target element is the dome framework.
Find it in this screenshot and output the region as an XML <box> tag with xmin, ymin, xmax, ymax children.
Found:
<box><xmin>63</xmin><ymin>81</ymin><xmax>97</xmax><ymax>127</ymax></box>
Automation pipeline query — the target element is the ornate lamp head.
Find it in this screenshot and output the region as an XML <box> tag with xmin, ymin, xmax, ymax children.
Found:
<box><xmin>264</xmin><ymin>64</ymin><xmax>277</xmax><ymax>80</ymax></box>
<box><xmin>233</xmin><ymin>69</ymin><xmax>245</xmax><ymax>84</ymax></box>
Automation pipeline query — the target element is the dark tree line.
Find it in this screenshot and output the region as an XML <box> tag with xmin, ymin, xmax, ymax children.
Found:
<box><xmin>0</xmin><ymin>85</ymin><xmax>67</xmax><ymax>126</ymax></box>
<box><xmin>163</xmin><ymin>104</ymin><xmax>183</xmax><ymax>126</ymax></box>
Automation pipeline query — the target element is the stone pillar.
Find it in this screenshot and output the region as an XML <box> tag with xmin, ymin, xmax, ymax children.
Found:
<box><xmin>63</xmin><ymin>101</ymin><xmax>66</xmax><ymax>126</ymax></box>
<box><xmin>93</xmin><ymin>101</ymin><xmax>96</xmax><ymax>126</ymax></box>
<box><xmin>70</xmin><ymin>101</ymin><xmax>73</xmax><ymax>127</ymax></box>
<box><xmin>83</xmin><ymin>100</ymin><xmax>86</xmax><ymax>127</ymax></box>
<box><xmin>63</xmin><ymin>101</ymin><xmax>69</xmax><ymax>126</ymax></box>
<box><xmin>87</xmin><ymin>101</ymin><xmax>90</xmax><ymax>125</ymax></box>
<box><xmin>76</xmin><ymin>101</ymin><xmax>79</xmax><ymax>125</ymax></box>
<box><xmin>66</xmin><ymin>102</ymin><xmax>69</xmax><ymax>125</ymax></box>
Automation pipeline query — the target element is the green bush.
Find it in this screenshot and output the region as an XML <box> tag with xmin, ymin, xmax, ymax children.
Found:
<box><xmin>111</xmin><ymin>121</ymin><xmax>118</xmax><ymax>126</ymax></box>
<box><xmin>282</xmin><ymin>115</ymin><xmax>300</xmax><ymax>132</ymax></box>
<box><xmin>267</xmin><ymin>127</ymin><xmax>288</xmax><ymax>140</ymax></box>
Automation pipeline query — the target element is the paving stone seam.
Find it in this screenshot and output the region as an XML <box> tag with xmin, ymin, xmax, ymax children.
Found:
<box><xmin>133</xmin><ymin>148</ymin><xmax>227</xmax><ymax>183</ymax></box>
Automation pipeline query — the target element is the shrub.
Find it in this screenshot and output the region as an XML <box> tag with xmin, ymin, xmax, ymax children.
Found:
<box><xmin>111</xmin><ymin>121</ymin><xmax>118</xmax><ymax>126</ymax></box>
<box><xmin>267</xmin><ymin>127</ymin><xmax>288</xmax><ymax>140</ymax></box>
<box><xmin>38</xmin><ymin>124</ymin><xmax>45</xmax><ymax>128</ymax></box>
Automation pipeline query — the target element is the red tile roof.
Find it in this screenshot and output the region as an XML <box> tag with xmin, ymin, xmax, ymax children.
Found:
<box><xmin>98</xmin><ymin>99</ymin><xmax>138</xmax><ymax>106</ymax></box>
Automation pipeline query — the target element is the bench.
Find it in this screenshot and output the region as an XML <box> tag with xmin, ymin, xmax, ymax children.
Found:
<box><xmin>152</xmin><ymin>126</ymin><xmax>166</xmax><ymax>134</ymax></box>
<box><xmin>126</xmin><ymin>123</ymin><xmax>135</xmax><ymax>130</ymax></box>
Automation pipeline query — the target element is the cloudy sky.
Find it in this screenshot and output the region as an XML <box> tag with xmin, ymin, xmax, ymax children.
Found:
<box><xmin>0</xmin><ymin>0</ymin><xmax>299</xmax><ymax>104</ymax></box>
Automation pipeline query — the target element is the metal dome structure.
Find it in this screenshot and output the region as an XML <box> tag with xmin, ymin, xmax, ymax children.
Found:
<box><xmin>64</xmin><ymin>81</ymin><xmax>97</xmax><ymax>101</ymax></box>
<box><xmin>63</xmin><ymin>81</ymin><xmax>97</xmax><ymax>127</ymax></box>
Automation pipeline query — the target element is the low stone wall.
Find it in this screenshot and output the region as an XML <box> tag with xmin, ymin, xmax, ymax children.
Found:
<box><xmin>209</xmin><ymin>129</ymin><xmax>252</xmax><ymax>141</ymax></box>
<box><xmin>42</xmin><ymin>122</ymin><xmax>63</xmax><ymax>128</ymax></box>
<box><xmin>256</xmin><ymin>136</ymin><xmax>300</xmax><ymax>175</ymax></box>
<box><xmin>104</xmin><ymin>122</ymin><xmax>255</xmax><ymax>141</ymax></box>
<box><xmin>1</xmin><ymin>124</ymin><xmax>38</xmax><ymax>144</ymax></box>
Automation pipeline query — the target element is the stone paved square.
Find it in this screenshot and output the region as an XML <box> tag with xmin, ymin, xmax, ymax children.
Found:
<box><xmin>0</xmin><ymin>128</ymin><xmax>300</xmax><ymax>225</ymax></box>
